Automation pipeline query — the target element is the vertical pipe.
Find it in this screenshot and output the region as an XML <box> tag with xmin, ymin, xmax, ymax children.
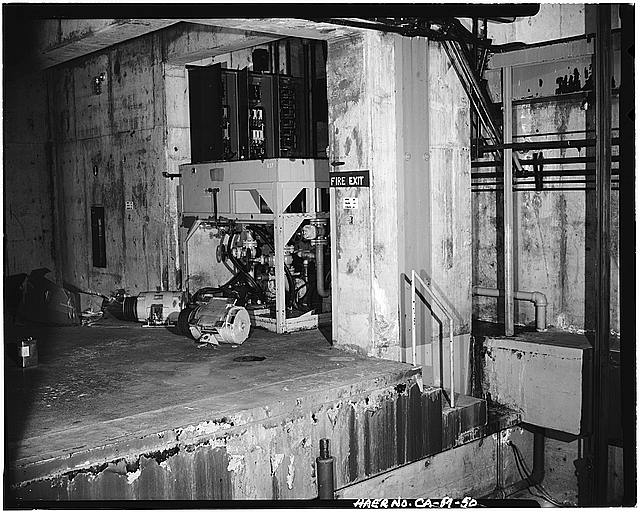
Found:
<box><xmin>449</xmin><ymin>317</ymin><xmax>455</xmax><ymax>408</ymax></box>
<box><xmin>329</xmin><ymin>186</ymin><xmax>338</xmax><ymax>346</ymax></box>
<box><xmin>501</xmin><ymin>66</ymin><xmax>515</xmax><ymax>336</ymax></box>
<box><xmin>592</xmin><ymin>4</ymin><xmax>612</xmax><ymax>505</ymax></box>
<box><xmin>411</xmin><ymin>270</ymin><xmax>417</xmax><ymax>366</ymax></box>
<box><xmin>315</xmin><ymin>242</ymin><xmax>330</xmax><ymax>297</ymax></box>
<box><xmin>496</xmin><ymin>431</ymin><xmax>505</xmax><ymax>493</ymax></box>
<box><xmin>316</xmin><ymin>438</ymin><xmax>335</xmax><ymax>499</ymax></box>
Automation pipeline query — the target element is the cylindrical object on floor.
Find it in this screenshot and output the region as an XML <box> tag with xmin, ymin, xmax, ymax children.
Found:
<box><xmin>135</xmin><ymin>291</ymin><xmax>186</xmax><ymax>325</ymax></box>
<box><xmin>188</xmin><ymin>298</ymin><xmax>251</xmax><ymax>344</ymax></box>
<box><xmin>316</xmin><ymin>438</ymin><xmax>335</xmax><ymax>499</ymax></box>
<box><xmin>18</xmin><ymin>337</ymin><xmax>38</xmax><ymax>368</ymax></box>
<box><xmin>122</xmin><ymin>296</ymin><xmax>138</xmax><ymax>321</ymax></box>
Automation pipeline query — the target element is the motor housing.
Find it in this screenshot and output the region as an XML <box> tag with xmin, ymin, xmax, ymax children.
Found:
<box><xmin>121</xmin><ymin>291</ymin><xmax>186</xmax><ymax>326</ymax></box>
<box><xmin>179</xmin><ymin>297</ymin><xmax>251</xmax><ymax>345</ymax></box>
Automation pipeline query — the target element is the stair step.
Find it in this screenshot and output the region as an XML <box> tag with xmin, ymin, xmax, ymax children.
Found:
<box><xmin>441</xmin><ymin>392</ymin><xmax>488</xmax><ymax>450</ymax></box>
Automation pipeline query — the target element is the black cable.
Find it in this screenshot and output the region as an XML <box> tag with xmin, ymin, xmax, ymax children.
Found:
<box><xmin>509</xmin><ymin>441</ymin><xmax>567</xmax><ymax>506</ymax></box>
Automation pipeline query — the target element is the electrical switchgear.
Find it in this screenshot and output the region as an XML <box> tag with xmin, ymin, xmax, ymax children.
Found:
<box><xmin>188</xmin><ymin>62</ymin><xmax>323</xmax><ymax>163</ymax></box>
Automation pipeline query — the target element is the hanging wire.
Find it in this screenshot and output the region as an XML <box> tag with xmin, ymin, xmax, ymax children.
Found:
<box><xmin>508</xmin><ymin>441</ymin><xmax>572</xmax><ymax>507</ymax></box>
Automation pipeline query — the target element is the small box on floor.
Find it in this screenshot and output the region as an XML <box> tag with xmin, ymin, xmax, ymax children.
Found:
<box><xmin>18</xmin><ymin>337</ymin><xmax>38</xmax><ymax>368</ymax></box>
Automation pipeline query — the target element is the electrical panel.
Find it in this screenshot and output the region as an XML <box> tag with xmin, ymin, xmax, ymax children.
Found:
<box><xmin>187</xmin><ymin>64</ymin><xmax>323</xmax><ymax>164</ymax></box>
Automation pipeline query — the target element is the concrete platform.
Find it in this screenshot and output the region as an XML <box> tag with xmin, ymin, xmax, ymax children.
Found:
<box><xmin>5</xmin><ymin>318</ymin><xmax>489</xmax><ymax>501</ymax></box>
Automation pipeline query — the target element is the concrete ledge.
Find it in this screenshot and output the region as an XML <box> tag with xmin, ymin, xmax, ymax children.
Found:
<box><xmin>482</xmin><ymin>330</ymin><xmax>591</xmax><ymax>435</ymax></box>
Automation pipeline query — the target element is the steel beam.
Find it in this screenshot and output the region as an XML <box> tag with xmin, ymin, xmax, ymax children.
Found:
<box><xmin>590</xmin><ymin>4</ymin><xmax>612</xmax><ymax>506</ymax></box>
<box><xmin>618</xmin><ymin>5</ymin><xmax>636</xmax><ymax>505</ymax></box>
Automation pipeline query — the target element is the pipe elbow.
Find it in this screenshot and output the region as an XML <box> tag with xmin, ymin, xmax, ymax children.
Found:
<box><xmin>531</xmin><ymin>291</ymin><xmax>547</xmax><ymax>307</ymax></box>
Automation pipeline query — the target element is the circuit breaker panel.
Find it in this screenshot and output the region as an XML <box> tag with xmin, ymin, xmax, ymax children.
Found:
<box><xmin>188</xmin><ymin>66</ymin><xmax>317</xmax><ymax>163</ymax></box>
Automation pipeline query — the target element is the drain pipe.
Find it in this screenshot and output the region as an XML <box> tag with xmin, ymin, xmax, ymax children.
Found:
<box><xmin>472</xmin><ymin>286</ymin><xmax>547</xmax><ymax>332</ymax></box>
<box><xmin>490</xmin><ymin>429</ymin><xmax>545</xmax><ymax>498</ymax></box>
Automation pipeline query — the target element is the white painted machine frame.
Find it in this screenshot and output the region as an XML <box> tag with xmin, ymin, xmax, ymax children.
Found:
<box><xmin>178</xmin><ymin>158</ymin><xmax>331</xmax><ymax>334</ymax></box>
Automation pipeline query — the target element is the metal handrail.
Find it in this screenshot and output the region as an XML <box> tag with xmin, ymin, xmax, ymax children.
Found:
<box><xmin>411</xmin><ymin>270</ymin><xmax>456</xmax><ymax>408</ymax></box>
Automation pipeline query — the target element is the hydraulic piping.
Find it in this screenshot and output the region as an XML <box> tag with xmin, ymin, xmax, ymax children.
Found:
<box><xmin>250</xmin><ymin>225</ymin><xmax>299</xmax><ymax>308</ymax></box>
<box><xmin>472</xmin><ymin>286</ymin><xmax>548</xmax><ymax>331</ymax></box>
<box><xmin>314</xmin><ymin>243</ymin><xmax>330</xmax><ymax>298</ymax></box>
<box><xmin>309</xmin><ymin>220</ymin><xmax>330</xmax><ymax>298</ymax></box>
<box><xmin>225</xmin><ymin>231</ymin><xmax>266</xmax><ymax>301</ymax></box>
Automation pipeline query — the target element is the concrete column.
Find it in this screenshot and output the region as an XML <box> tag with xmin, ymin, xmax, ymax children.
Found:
<box><xmin>426</xmin><ymin>42</ymin><xmax>472</xmax><ymax>392</ymax></box>
<box><xmin>164</xmin><ymin>64</ymin><xmax>190</xmax><ymax>290</ymax></box>
<box><xmin>327</xmin><ymin>31</ymin><xmax>471</xmax><ymax>393</ymax></box>
<box><xmin>327</xmin><ymin>30</ymin><xmax>399</xmax><ymax>359</ymax></box>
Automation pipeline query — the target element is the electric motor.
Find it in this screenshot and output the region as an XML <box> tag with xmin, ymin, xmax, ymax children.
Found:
<box><xmin>179</xmin><ymin>297</ymin><xmax>251</xmax><ymax>345</ymax></box>
<box><xmin>120</xmin><ymin>291</ymin><xmax>186</xmax><ymax>326</ymax></box>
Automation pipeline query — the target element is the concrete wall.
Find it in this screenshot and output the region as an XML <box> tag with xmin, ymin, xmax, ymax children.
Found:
<box><xmin>47</xmin><ymin>32</ymin><xmax>170</xmax><ymax>302</ymax></box>
<box><xmin>4</xmin><ymin>71</ymin><xmax>57</xmax><ymax>277</ymax></box>
<box><xmin>473</xmin><ymin>98</ymin><xmax>620</xmax><ymax>332</ymax></box>
<box><xmin>487</xmin><ymin>4</ymin><xmax>620</xmax><ymax>46</ymax></box>
<box><xmin>3</xmin><ymin>22</ymin><xmax>268</xmax><ymax>296</ymax></box>
<box><xmin>474</xmin><ymin>5</ymin><xmax>621</xmax><ymax>333</ymax></box>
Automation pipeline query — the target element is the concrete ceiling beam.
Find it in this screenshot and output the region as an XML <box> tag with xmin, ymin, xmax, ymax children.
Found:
<box><xmin>181</xmin><ymin>18</ymin><xmax>358</xmax><ymax>41</ymax></box>
<box><xmin>163</xmin><ymin>23</ymin><xmax>281</xmax><ymax>66</ymax></box>
<box><xmin>26</xmin><ymin>18</ymin><xmax>359</xmax><ymax>70</ymax></box>
<box><xmin>34</xmin><ymin>19</ymin><xmax>180</xmax><ymax>69</ymax></box>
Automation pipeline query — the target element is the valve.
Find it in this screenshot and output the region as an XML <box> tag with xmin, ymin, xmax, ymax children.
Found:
<box><xmin>241</xmin><ymin>229</ymin><xmax>258</xmax><ymax>258</ymax></box>
<box><xmin>302</xmin><ymin>224</ymin><xmax>318</xmax><ymax>241</ymax></box>
<box><xmin>309</xmin><ymin>219</ymin><xmax>328</xmax><ymax>247</ymax></box>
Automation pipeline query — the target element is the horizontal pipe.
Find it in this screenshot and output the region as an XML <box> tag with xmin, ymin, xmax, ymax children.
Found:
<box><xmin>473</xmin><ymin>286</ymin><xmax>547</xmax><ymax>331</ymax></box>
<box><xmin>472</xmin><ymin>177</ymin><xmax>621</xmax><ymax>185</ymax></box>
<box><xmin>477</xmin><ymin>138</ymin><xmax>619</xmax><ymax>153</ymax></box>
<box><xmin>472</xmin><ymin>155</ymin><xmax>621</xmax><ymax>168</ymax></box>
<box><xmin>471</xmin><ymin>184</ymin><xmax>620</xmax><ymax>192</ymax></box>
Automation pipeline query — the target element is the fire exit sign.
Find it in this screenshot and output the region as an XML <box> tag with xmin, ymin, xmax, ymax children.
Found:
<box><xmin>329</xmin><ymin>170</ymin><xmax>370</xmax><ymax>188</ymax></box>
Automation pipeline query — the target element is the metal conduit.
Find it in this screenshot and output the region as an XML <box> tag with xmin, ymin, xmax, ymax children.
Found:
<box><xmin>441</xmin><ymin>39</ymin><xmax>524</xmax><ymax>175</ymax></box>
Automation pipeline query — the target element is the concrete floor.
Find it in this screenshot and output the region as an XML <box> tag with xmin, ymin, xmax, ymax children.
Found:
<box><xmin>5</xmin><ymin>315</ymin><xmax>422</xmax><ymax>491</ymax></box>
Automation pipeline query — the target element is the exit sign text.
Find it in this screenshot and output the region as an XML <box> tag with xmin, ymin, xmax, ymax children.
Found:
<box><xmin>329</xmin><ymin>170</ymin><xmax>370</xmax><ymax>188</ymax></box>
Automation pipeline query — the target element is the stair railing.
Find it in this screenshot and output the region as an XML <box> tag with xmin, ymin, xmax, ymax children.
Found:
<box><xmin>411</xmin><ymin>270</ymin><xmax>456</xmax><ymax>408</ymax></box>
